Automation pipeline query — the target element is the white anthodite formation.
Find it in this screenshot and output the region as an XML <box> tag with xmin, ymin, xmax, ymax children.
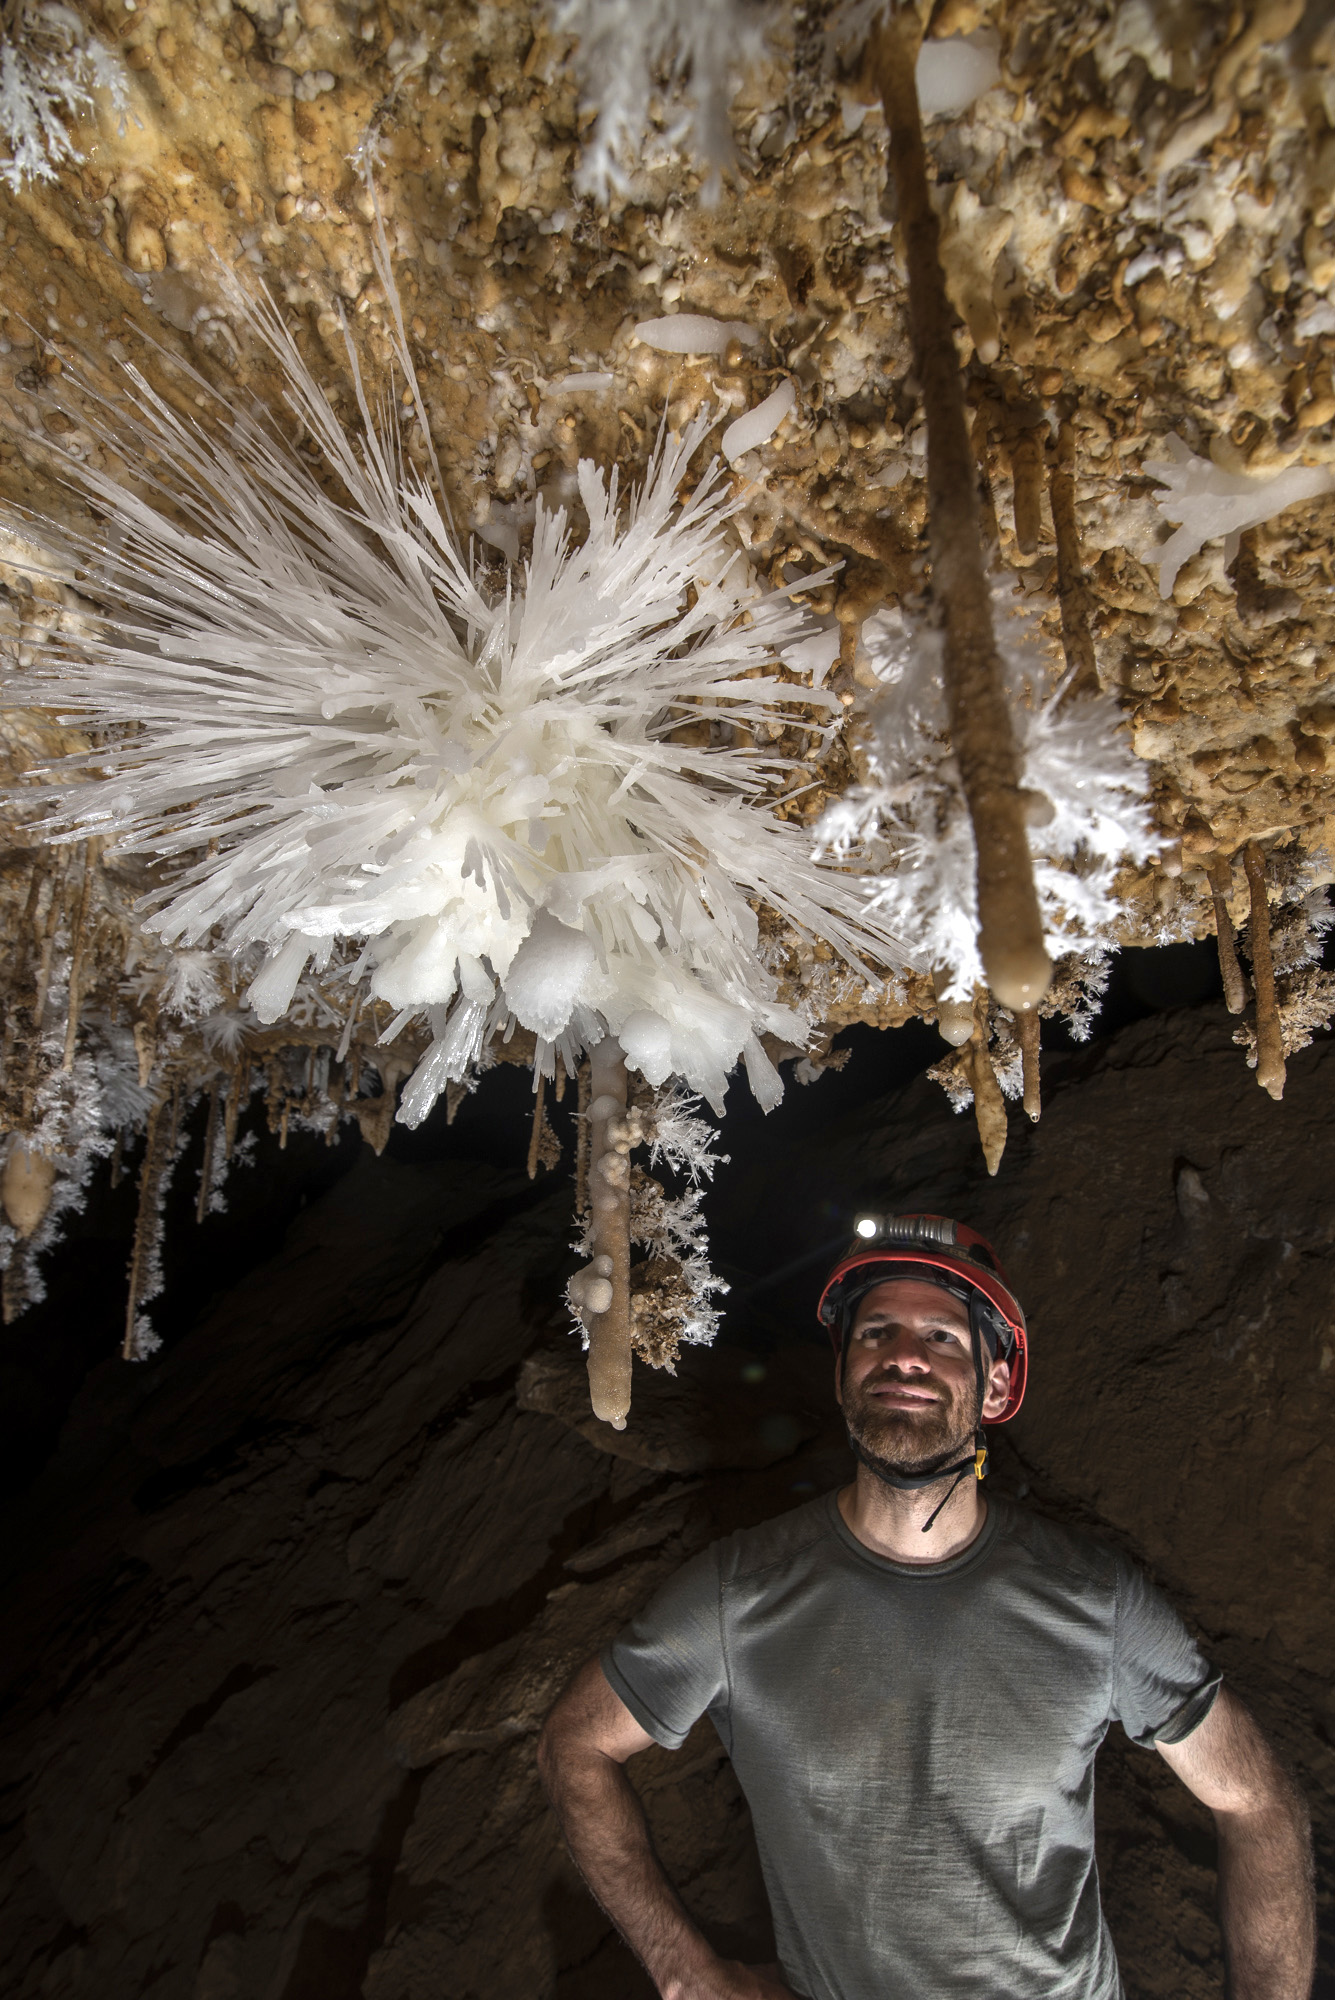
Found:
<box><xmin>17</xmin><ymin>268</ymin><xmax>906</xmax><ymax>1128</ymax></box>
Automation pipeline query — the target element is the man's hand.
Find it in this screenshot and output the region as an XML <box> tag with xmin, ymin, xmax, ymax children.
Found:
<box><xmin>663</xmin><ymin>1960</ymin><xmax>799</xmax><ymax>2000</ymax></box>
<box><xmin>1157</xmin><ymin>1686</ymin><xmax>1314</xmax><ymax>2000</ymax></box>
<box><xmin>539</xmin><ymin>1659</ymin><xmax>803</xmax><ymax>2000</ymax></box>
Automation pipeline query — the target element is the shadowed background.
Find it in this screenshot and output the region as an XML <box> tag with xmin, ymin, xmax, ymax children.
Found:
<box><xmin>2</xmin><ymin>949</ymin><xmax>1332</xmax><ymax>2000</ymax></box>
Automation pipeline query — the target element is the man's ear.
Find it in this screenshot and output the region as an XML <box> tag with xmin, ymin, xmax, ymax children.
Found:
<box><xmin>833</xmin><ymin>1342</ymin><xmax>844</xmax><ymax>1411</ymax></box>
<box><xmin>981</xmin><ymin>1355</ymin><xmax>1012</xmax><ymax>1423</ymax></box>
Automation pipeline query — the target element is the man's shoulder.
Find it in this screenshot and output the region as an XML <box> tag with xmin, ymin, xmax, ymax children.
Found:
<box><xmin>709</xmin><ymin>1492</ymin><xmax>840</xmax><ymax>1589</ymax></box>
<box><xmin>992</xmin><ymin>1494</ymin><xmax>1128</xmax><ymax>1595</ymax></box>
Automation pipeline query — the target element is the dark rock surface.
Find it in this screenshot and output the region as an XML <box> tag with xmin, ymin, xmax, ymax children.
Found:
<box><xmin>1</xmin><ymin>1006</ymin><xmax>1332</xmax><ymax>1998</ymax></box>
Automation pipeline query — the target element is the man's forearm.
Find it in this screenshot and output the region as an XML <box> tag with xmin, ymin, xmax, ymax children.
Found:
<box><xmin>1215</xmin><ymin>1793</ymin><xmax>1315</xmax><ymax>2000</ymax></box>
<box><xmin>538</xmin><ymin>1736</ymin><xmax>716</xmax><ymax>1997</ymax></box>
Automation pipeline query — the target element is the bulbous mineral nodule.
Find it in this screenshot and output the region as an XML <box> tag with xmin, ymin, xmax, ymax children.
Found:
<box><xmin>985</xmin><ymin>941</ymin><xmax>1053</xmax><ymax>1014</ymax></box>
<box><xmin>936</xmin><ymin>1000</ymin><xmax>975</xmax><ymax>1047</ymax></box>
<box><xmin>2</xmin><ymin>1146</ymin><xmax>56</xmax><ymax>1240</ymax></box>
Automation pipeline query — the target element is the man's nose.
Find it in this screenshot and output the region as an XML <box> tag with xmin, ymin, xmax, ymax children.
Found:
<box><xmin>873</xmin><ymin>1328</ymin><xmax>932</xmax><ymax>1372</ymax></box>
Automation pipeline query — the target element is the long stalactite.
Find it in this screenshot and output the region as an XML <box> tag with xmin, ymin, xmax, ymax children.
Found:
<box><xmin>868</xmin><ymin>11</ymin><xmax>1052</xmax><ymax>1015</ymax></box>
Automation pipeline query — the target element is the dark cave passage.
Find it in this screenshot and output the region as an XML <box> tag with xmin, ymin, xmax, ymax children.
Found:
<box><xmin>1</xmin><ymin>992</ymin><xmax>1332</xmax><ymax>1998</ymax></box>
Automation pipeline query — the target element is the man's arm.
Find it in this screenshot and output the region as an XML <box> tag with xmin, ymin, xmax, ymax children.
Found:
<box><xmin>537</xmin><ymin>1656</ymin><xmax>796</xmax><ymax>2000</ymax></box>
<box><xmin>1157</xmin><ymin>1685</ymin><xmax>1315</xmax><ymax>2000</ymax></box>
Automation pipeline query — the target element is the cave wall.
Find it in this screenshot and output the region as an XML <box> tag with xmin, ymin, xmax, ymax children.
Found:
<box><xmin>1</xmin><ymin>1004</ymin><xmax>1332</xmax><ymax>1998</ymax></box>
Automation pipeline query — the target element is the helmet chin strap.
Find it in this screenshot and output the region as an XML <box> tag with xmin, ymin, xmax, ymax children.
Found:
<box><xmin>849</xmin><ymin>1433</ymin><xmax>989</xmax><ymax>1531</ymax></box>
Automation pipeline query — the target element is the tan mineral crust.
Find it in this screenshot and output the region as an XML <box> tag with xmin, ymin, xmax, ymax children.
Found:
<box><xmin>1</xmin><ymin>0</ymin><xmax>1334</xmax><ymax>1194</ymax></box>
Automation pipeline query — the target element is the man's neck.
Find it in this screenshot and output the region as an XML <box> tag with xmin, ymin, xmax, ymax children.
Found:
<box><xmin>838</xmin><ymin>1463</ymin><xmax>988</xmax><ymax>1565</ymax></box>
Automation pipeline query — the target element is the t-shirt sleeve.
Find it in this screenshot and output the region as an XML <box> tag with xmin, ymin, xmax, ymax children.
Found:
<box><xmin>1110</xmin><ymin>1554</ymin><xmax>1221</xmax><ymax>1748</ymax></box>
<box><xmin>601</xmin><ymin>1544</ymin><xmax>727</xmax><ymax>1750</ymax></box>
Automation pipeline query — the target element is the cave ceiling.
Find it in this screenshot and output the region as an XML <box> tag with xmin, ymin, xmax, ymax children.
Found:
<box><xmin>1</xmin><ymin>0</ymin><xmax>1334</xmax><ymax>1353</ymax></box>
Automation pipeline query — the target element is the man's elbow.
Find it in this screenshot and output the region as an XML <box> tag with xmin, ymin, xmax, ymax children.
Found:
<box><xmin>1263</xmin><ymin>1764</ymin><xmax>1311</xmax><ymax>1830</ymax></box>
<box><xmin>1217</xmin><ymin>1761</ymin><xmax>1312</xmax><ymax>1847</ymax></box>
<box><xmin>1246</xmin><ymin>1728</ymin><xmax>1310</xmax><ymax>1825</ymax></box>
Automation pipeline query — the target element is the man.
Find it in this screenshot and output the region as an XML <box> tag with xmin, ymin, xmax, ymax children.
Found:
<box><xmin>539</xmin><ymin>1211</ymin><xmax>1316</xmax><ymax>1999</ymax></box>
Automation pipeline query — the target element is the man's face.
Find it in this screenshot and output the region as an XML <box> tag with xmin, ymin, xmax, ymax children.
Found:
<box><xmin>836</xmin><ymin>1277</ymin><xmax>1010</xmax><ymax>1478</ymax></box>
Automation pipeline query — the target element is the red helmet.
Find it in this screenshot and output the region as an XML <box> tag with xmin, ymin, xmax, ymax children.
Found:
<box><xmin>816</xmin><ymin>1213</ymin><xmax>1028</xmax><ymax>1422</ymax></box>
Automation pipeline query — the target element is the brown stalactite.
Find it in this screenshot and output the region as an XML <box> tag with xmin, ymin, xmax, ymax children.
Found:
<box><xmin>1048</xmin><ymin>419</ymin><xmax>1101</xmax><ymax>702</ymax></box>
<box><xmin>12</xmin><ymin>856</ymin><xmax>44</xmax><ymax>1017</ymax></box>
<box><xmin>32</xmin><ymin>847</ymin><xmax>67</xmax><ymax>1030</ymax></box>
<box><xmin>1008</xmin><ymin>426</ymin><xmax>1044</xmax><ymax>557</ymax></box>
<box><xmin>968</xmin><ymin>1014</ymin><xmax>1009</xmax><ymax>1175</ymax></box>
<box><xmin>196</xmin><ymin>1086</ymin><xmax>221</xmax><ymax>1225</ymax></box>
<box><xmin>1</xmin><ymin>1245</ymin><xmax>32</xmax><ymax>1326</ymax></box>
<box><xmin>133</xmin><ymin>1013</ymin><xmax>157</xmax><ymax>1091</ymax></box>
<box><xmin>1205</xmin><ymin>853</ymin><xmax>1248</xmax><ymax>1015</ymax></box>
<box><xmin>970</xmin><ymin>399</ymin><xmax>1002</xmax><ymax>555</ymax></box>
<box><xmin>1018</xmin><ymin>1007</ymin><xmax>1042</xmax><ymax>1121</ymax></box>
<box><xmin>19</xmin><ymin>851</ymin><xmax>44</xmax><ymax>936</ymax></box>
<box><xmin>61</xmin><ymin>842</ymin><xmax>96</xmax><ymax>1074</ymax></box>
<box><xmin>223</xmin><ymin>1059</ymin><xmax>246</xmax><ymax>1162</ymax></box>
<box><xmin>574</xmin><ymin>1057</ymin><xmax>591</xmax><ymax>1218</ymax></box>
<box><xmin>582</xmin><ymin>1038</ymin><xmax>633</xmax><ymax>1429</ymax></box>
<box><xmin>20</xmin><ymin>852</ymin><xmax>67</xmax><ymax>1122</ymax></box>
<box><xmin>1243</xmin><ymin>843</ymin><xmax>1285</xmax><ymax>1100</ymax></box>
<box><xmin>526</xmin><ymin>1070</ymin><xmax>547</xmax><ymax>1181</ymax></box>
<box><xmin>868</xmin><ymin>16</ymin><xmax>1051</xmax><ymax>1013</ymax></box>
<box><xmin>0</xmin><ymin>863</ymin><xmax>43</xmax><ymax>1129</ymax></box>
<box><xmin>123</xmin><ymin>1083</ymin><xmax>173</xmax><ymax>1359</ymax></box>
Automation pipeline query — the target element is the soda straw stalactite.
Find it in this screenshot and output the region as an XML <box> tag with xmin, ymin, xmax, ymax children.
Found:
<box><xmin>1018</xmin><ymin>1008</ymin><xmax>1042</xmax><ymax>1122</ymax></box>
<box><xmin>574</xmin><ymin>1058</ymin><xmax>591</xmax><ymax>1217</ymax></box>
<box><xmin>196</xmin><ymin>1086</ymin><xmax>221</xmax><ymax>1225</ymax></box>
<box><xmin>575</xmin><ymin>1038</ymin><xmax>633</xmax><ymax>1429</ymax></box>
<box><xmin>1243</xmin><ymin>843</ymin><xmax>1285</xmax><ymax>1100</ymax></box>
<box><xmin>1205</xmin><ymin>852</ymin><xmax>1248</xmax><ymax>1015</ymax></box>
<box><xmin>527</xmin><ymin>1071</ymin><xmax>548</xmax><ymax>1181</ymax></box>
<box><xmin>867</xmin><ymin>13</ymin><xmax>1051</xmax><ymax>1013</ymax></box>
<box><xmin>61</xmin><ymin>841</ymin><xmax>96</xmax><ymax>1074</ymax></box>
<box><xmin>123</xmin><ymin>1082</ymin><xmax>173</xmax><ymax>1359</ymax></box>
<box><xmin>970</xmin><ymin>398</ymin><xmax>1002</xmax><ymax>553</ymax></box>
<box><xmin>968</xmin><ymin>1011</ymin><xmax>1008</xmax><ymax>1176</ymax></box>
<box><xmin>1048</xmin><ymin>418</ymin><xmax>1101</xmax><ymax>703</ymax></box>
<box><xmin>1008</xmin><ymin>424</ymin><xmax>1043</xmax><ymax>559</ymax></box>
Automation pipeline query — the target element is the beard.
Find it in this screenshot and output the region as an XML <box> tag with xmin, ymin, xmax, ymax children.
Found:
<box><xmin>842</xmin><ymin>1363</ymin><xmax>981</xmax><ymax>1488</ymax></box>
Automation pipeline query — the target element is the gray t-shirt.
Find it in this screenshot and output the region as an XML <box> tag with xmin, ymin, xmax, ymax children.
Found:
<box><xmin>603</xmin><ymin>1491</ymin><xmax>1219</xmax><ymax>2000</ymax></box>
